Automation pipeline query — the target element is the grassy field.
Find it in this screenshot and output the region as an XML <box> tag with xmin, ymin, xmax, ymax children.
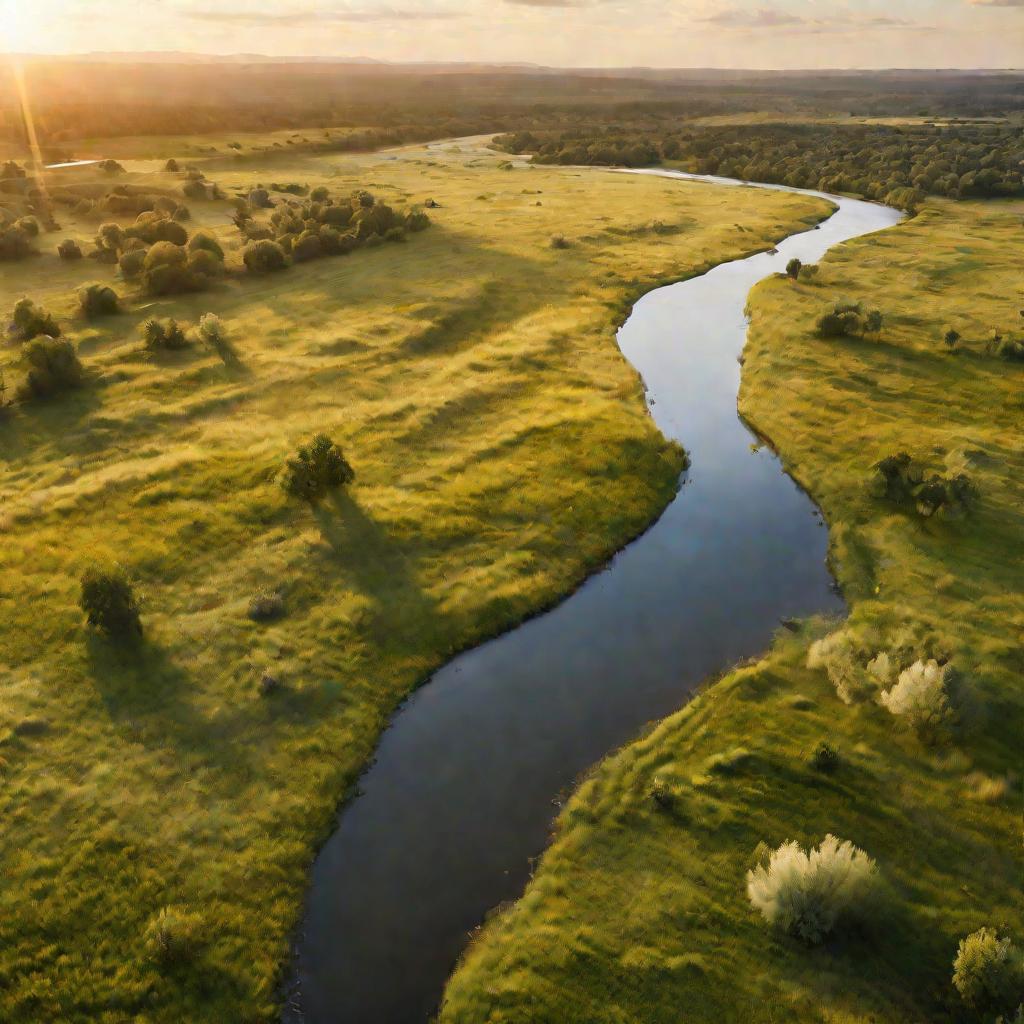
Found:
<box><xmin>0</xmin><ymin>139</ymin><xmax>831</xmax><ymax>1022</ymax></box>
<box><xmin>439</xmin><ymin>198</ymin><xmax>1024</xmax><ymax>1023</ymax></box>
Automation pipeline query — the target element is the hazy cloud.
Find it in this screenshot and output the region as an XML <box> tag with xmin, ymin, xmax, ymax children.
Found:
<box><xmin>697</xmin><ymin>7</ymin><xmax>926</xmax><ymax>32</ymax></box>
<box><xmin>184</xmin><ymin>4</ymin><xmax>464</xmax><ymax>24</ymax></box>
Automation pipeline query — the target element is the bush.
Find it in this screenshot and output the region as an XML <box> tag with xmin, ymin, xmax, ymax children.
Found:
<box><xmin>746</xmin><ymin>835</ymin><xmax>878</xmax><ymax>944</ymax></box>
<box><xmin>80</xmin><ymin>565</ymin><xmax>142</xmax><ymax>638</ymax></box>
<box><xmin>817</xmin><ymin>300</ymin><xmax>864</xmax><ymax>338</ymax></box>
<box><xmin>249</xmin><ymin>188</ymin><xmax>273</xmax><ymax>209</ymax></box>
<box><xmin>786</xmin><ymin>257</ymin><xmax>802</xmax><ymax>279</ymax></box>
<box><xmin>870</xmin><ymin>453</ymin><xmax>975</xmax><ymax>519</ymax></box>
<box><xmin>321</xmin><ymin>204</ymin><xmax>353</xmax><ymax>228</ymax></box>
<box><xmin>125</xmin><ymin>212</ymin><xmax>188</xmax><ymax>247</ymax></box>
<box><xmin>310</xmin><ymin>186</ymin><xmax>330</xmax><ymax>202</ymax></box>
<box><xmin>141</xmin><ymin>242</ymin><xmax>200</xmax><ymax>296</ymax></box>
<box><xmin>406</xmin><ymin>210</ymin><xmax>431</xmax><ymax>232</ymax></box>
<box><xmin>806</xmin><ymin>629</ymin><xmax>872</xmax><ymax>704</ymax></box>
<box><xmin>292</xmin><ymin>230</ymin><xmax>323</xmax><ymax>262</ymax></box>
<box><xmin>943</xmin><ymin>327</ymin><xmax>961</xmax><ymax>350</ymax></box>
<box><xmin>248</xmin><ymin>590</ymin><xmax>285</xmax><ymax>621</ymax></box>
<box><xmin>809</xmin><ymin>740</ymin><xmax>841</xmax><ymax>773</ymax></box>
<box><xmin>165</xmin><ymin>158</ymin><xmax>179</xmax><ymax>172</ymax></box>
<box><xmin>118</xmin><ymin>248</ymin><xmax>147</xmax><ymax>280</ymax></box>
<box><xmin>57</xmin><ymin>238</ymin><xmax>83</xmax><ymax>260</ymax></box>
<box><xmin>187</xmin><ymin>230</ymin><xmax>224</xmax><ymax>261</ymax></box>
<box><xmin>187</xmin><ymin>248</ymin><xmax>225</xmax><ymax>281</ymax></box>
<box><xmin>18</xmin><ymin>336</ymin><xmax>83</xmax><ymax>400</ymax></box>
<box><xmin>9</xmin><ymin>298</ymin><xmax>60</xmax><ymax>342</ymax></box>
<box><xmin>952</xmin><ymin>928</ymin><xmax>1024</xmax><ymax>1015</ymax></box>
<box><xmin>549</xmin><ymin>233</ymin><xmax>571</xmax><ymax>249</ymax></box>
<box><xmin>0</xmin><ymin>224</ymin><xmax>35</xmax><ymax>261</ymax></box>
<box><xmin>15</xmin><ymin>215</ymin><xmax>39</xmax><ymax>238</ymax></box>
<box><xmin>196</xmin><ymin>313</ymin><xmax>225</xmax><ymax>347</ymax></box>
<box><xmin>143</xmin><ymin>318</ymin><xmax>189</xmax><ymax>352</ymax></box>
<box><xmin>281</xmin><ymin>434</ymin><xmax>355</xmax><ymax>503</ymax></box>
<box><xmin>78</xmin><ymin>283</ymin><xmax>120</xmax><ymax>318</ymax></box>
<box><xmin>243</xmin><ymin>238</ymin><xmax>287</xmax><ymax>273</ymax></box>
<box><xmin>143</xmin><ymin>906</ymin><xmax>203</xmax><ymax>966</ymax></box>
<box><xmin>879</xmin><ymin>659</ymin><xmax>955</xmax><ymax>742</ymax></box>
<box><xmin>98</xmin><ymin>159</ymin><xmax>125</xmax><ymax>175</ymax></box>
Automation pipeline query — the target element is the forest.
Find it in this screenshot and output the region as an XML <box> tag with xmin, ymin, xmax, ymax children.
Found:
<box><xmin>495</xmin><ymin>121</ymin><xmax>1024</xmax><ymax>207</ymax></box>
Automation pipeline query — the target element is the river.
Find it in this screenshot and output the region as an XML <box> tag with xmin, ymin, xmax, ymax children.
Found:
<box><xmin>285</xmin><ymin>168</ymin><xmax>902</xmax><ymax>1024</ymax></box>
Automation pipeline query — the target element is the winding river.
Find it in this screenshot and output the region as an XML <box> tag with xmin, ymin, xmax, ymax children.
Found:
<box><xmin>286</xmin><ymin>169</ymin><xmax>902</xmax><ymax>1024</ymax></box>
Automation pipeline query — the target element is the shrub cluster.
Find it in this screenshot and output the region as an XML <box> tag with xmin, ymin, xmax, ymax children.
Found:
<box><xmin>281</xmin><ymin>434</ymin><xmax>355</xmax><ymax>503</ymax></box>
<box><xmin>57</xmin><ymin>238</ymin><xmax>83</xmax><ymax>260</ymax></box>
<box><xmin>746</xmin><ymin>835</ymin><xmax>879</xmax><ymax>944</ymax></box>
<box><xmin>17</xmin><ymin>336</ymin><xmax>83</xmax><ymax>400</ymax></box>
<box><xmin>9</xmin><ymin>298</ymin><xmax>60</xmax><ymax>343</ymax></box>
<box><xmin>143</xmin><ymin>318</ymin><xmax>189</xmax><ymax>352</ymax></box>
<box><xmin>0</xmin><ymin>220</ymin><xmax>37</xmax><ymax>261</ymax></box>
<box><xmin>143</xmin><ymin>906</ymin><xmax>203</xmax><ymax>965</ymax></box>
<box><xmin>816</xmin><ymin>300</ymin><xmax>883</xmax><ymax>338</ymax></box>
<box><xmin>241</xmin><ymin>186</ymin><xmax>430</xmax><ymax>272</ymax></box>
<box><xmin>141</xmin><ymin>239</ymin><xmax>224</xmax><ymax>296</ymax></box>
<box><xmin>871</xmin><ymin>452</ymin><xmax>976</xmax><ymax>519</ymax></box>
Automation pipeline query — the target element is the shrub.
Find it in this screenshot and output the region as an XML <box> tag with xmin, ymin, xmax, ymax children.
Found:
<box><xmin>799</xmin><ymin>263</ymin><xmax>819</xmax><ymax>281</ymax></box>
<box><xmin>9</xmin><ymin>298</ymin><xmax>60</xmax><ymax>342</ymax></box>
<box><xmin>786</xmin><ymin>257</ymin><xmax>802</xmax><ymax>279</ymax></box>
<box><xmin>143</xmin><ymin>906</ymin><xmax>203</xmax><ymax>966</ymax></box>
<box><xmin>80</xmin><ymin>565</ymin><xmax>142</xmax><ymax>638</ymax></box>
<box><xmin>809</xmin><ymin>740</ymin><xmax>840</xmax><ymax>773</ymax></box>
<box><xmin>248</xmin><ymin>590</ymin><xmax>285</xmax><ymax>621</ymax></box>
<box><xmin>195</xmin><ymin>313</ymin><xmax>225</xmax><ymax>347</ymax></box>
<box><xmin>165</xmin><ymin>158</ymin><xmax>179</xmax><ymax>172</ymax></box>
<box><xmin>310</xmin><ymin>186</ymin><xmax>330</xmax><ymax>202</ymax></box>
<box><xmin>943</xmin><ymin>327</ymin><xmax>961</xmax><ymax>350</ymax></box>
<box><xmin>807</xmin><ymin>629</ymin><xmax>872</xmax><ymax>704</ymax></box>
<box><xmin>187</xmin><ymin>248</ymin><xmax>225</xmax><ymax>281</ymax></box>
<box><xmin>746</xmin><ymin>835</ymin><xmax>878</xmax><ymax>944</ymax></box>
<box><xmin>98</xmin><ymin>159</ymin><xmax>125</xmax><ymax>175</ymax></box>
<box><xmin>141</xmin><ymin>242</ymin><xmax>199</xmax><ymax>296</ymax></box>
<box><xmin>15</xmin><ymin>215</ymin><xmax>39</xmax><ymax>238</ymax></box>
<box><xmin>18</xmin><ymin>336</ymin><xmax>83</xmax><ymax>400</ymax></box>
<box><xmin>126</xmin><ymin>212</ymin><xmax>188</xmax><ymax>247</ymax></box>
<box><xmin>292</xmin><ymin>230</ymin><xmax>323</xmax><ymax>262</ymax></box>
<box><xmin>57</xmin><ymin>238</ymin><xmax>82</xmax><ymax>260</ymax></box>
<box><xmin>248</xmin><ymin>188</ymin><xmax>273</xmax><ymax>209</ymax></box>
<box><xmin>864</xmin><ymin>309</ymin><xmax>883</xmax><ymax>334</ymax></box>
<box><xmin>817</xmin><ymin>300</ymin><xmax>864</xmax><ymax>338</ymax></box>
<box><xmin>322</xmin><ymin>204</ymin><xmax>353</xmax><ymax>228</ymax></box>
<box><xmin>952</xmin><ymin>928</ymin><xmax>1024</xmax><ymax>1015</ymax></box>
<box><xmin>550</xmin><ymin>234</ymin><xmax>571</xmax><ymax>249</ymax></box>
<box><xmin>0</xmin><ymin>224</ymin><xmax>34</xmax><ymax>261</ymax></box>
<box><xmin>879</xmin><ymin>659</ymin><xmax>955</xmax><ymax>742</ymax></box>
<box><xmin>187</xmin><ymin>230</ymin><xmax>224</xmax><ymax>261</ymax></box>
<box><xmin>118</xmin><ymin>248</ymin><xmax>147</xmax><ymax>280</ymax></box>
<box><xmin>78</xmin><ymin>283</ymin><xmax>120</xmax><ymax>318</ymax></box>
<box><xmin>281</xmin><ymin>434</ymin><xmax>355</xmax><ymax>503</ymax></box>
<box><xmin>244</xmin><ymin>238</ymin><xmax>287</xmax><ymax>273</ymax></box>
<box><xmin>406</xmin><ymin>209</ymin><xmax>431</xmax><ymax>232</ymax></box>
<box><xmin>143</xmin><ymin>318</ymin><xmax>189</xmax><ymax>351</ymax></box>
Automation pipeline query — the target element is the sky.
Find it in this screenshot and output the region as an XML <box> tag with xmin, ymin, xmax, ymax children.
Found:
<box><xmin>1</xmin><ymin>0</ymin><xmax>1022</xmax><ymax>69</ymax></box>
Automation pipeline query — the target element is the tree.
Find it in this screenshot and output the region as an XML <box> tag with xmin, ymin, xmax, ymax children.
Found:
<box><xmin>943</xmin><ymin>327</ymin><xmax>961</xmax><ymax>350</ymax></box>
<box><xmin>80</xmin><ymin>566</ymin><xmax>142</xmax><ymax>639</ymax></box>
<box><xmin>786</xmin><ymin>257</ymin><xmax>802</xmax><ymax>279</ymax></box>
<box><xmin>865</xmin><ymin>309</ymin><xmax>883</xmax><ymax>335</ymax></box>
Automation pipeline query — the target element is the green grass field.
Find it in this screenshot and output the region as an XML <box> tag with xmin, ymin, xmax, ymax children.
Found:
<box><xmin>0</xmin><ymin>139</ymin><xmax>831</xmax><ymax>1022</ymax></box>
<box><xmin>439</xmin><ymin>198</ymin><xmax>1024</xmax><ymax>1024</ymax></box>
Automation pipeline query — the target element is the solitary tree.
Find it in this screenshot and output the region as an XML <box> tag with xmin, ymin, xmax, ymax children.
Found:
<box><xmin>786</xmin><ymin>257</ymin><xmax>802</xmax><ymax>280</ymax></box>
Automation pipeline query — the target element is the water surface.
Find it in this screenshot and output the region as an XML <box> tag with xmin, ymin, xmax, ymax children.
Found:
<box><xmin>287</xmin><ymin>171</ymin><xmax>902</xmax><ymax>1024</ymax></box>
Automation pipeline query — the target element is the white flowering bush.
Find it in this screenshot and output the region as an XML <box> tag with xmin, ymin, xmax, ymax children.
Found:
<box><xmin>952</xmin><ymin>927</ymin><xmax>1024</xmax><ymax>1015</ymax></box>
<box><xmin>879</xmin><ymin>659</ymin><xmax>953</xmax><ymax>742</ymax></box>
<box><xmin>807</xmin><ymin>630</ymin><xmax>872</xmax><ymax>704</ymax></box>
<box><xmin>746</xmin><ymin>834</ymin><xmax>878</xmax><ymax>944</ymax></box>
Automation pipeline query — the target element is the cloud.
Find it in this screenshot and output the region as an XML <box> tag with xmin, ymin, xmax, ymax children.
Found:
<box><xmin>696</xmin><ymin>7</ymin><xmax>928</xmax><ymax>32</ymax></box>
<box><xmin>184</xmin><ymin>4</ymin><xmax>464</xmax><ymax>25</ymax></box>
<box><xmin>968</xmin><ymin>0</ymin><xmax>1024</xmax><ymax>5</ymax></box>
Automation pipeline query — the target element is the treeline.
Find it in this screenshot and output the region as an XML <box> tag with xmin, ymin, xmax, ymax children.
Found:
<box><xmin>496</xmin><ymin>122</ymin><xmax>1024</xmax><ymax>205</ymax></box>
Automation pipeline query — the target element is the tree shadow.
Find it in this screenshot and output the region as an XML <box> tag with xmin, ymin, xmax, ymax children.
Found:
<box><xmin>84</xmin><ymin>634</ymin><xmax>258</xmax><ymax>775</ymax></box>
<box><xmin>313</xmin><ymin>489</ymin><xmax>443</xmax><ymax>651</ymax></box>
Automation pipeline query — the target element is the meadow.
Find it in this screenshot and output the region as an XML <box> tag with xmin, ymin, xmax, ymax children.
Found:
<box><xmin>0</xmin><ymin>138</ymin><xmax>831</xmax><ymax>1021</ymax></box>
<box><xmin>439</xmin><ymin>197</ymin><xmax>1024</xmax><ymax>1023</ymax></box>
